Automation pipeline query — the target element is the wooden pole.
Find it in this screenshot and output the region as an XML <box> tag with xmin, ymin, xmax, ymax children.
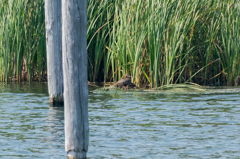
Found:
<box><xmin>45</xmin><ymin>0</ymin><xmax>63</xmax><ymax>105</ymax></box>
<box><xmin>62</xmin><ymin>0</ymin><xmax>89</xmax><ymax>158</ymax></box>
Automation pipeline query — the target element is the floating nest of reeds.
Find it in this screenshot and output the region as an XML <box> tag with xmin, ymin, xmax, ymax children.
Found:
<box><xmin>98</xmin><ymin>85</ymin><xmax>140</xmax><ymax>91</ymax></box>
<box><xmin>155</xmin><ymin>83</ymin><xmax>206</xmax><ymax>92</ymax></box>
<box><xmin>96</xmin><ymin>82</ymin><xmax>206</xmax><ymax>93</ymax></box>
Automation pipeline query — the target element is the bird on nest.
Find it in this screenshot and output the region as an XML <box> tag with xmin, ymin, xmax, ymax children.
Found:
<box><xmin>114</xmin><ymin>74</ymin><xmax>138</xmax><ymax>90</ymax></box>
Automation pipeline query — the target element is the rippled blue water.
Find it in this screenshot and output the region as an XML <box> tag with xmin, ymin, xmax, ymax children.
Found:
<box><xmin>1</xmin><ymin>83</ymin><xmax>240</xmax><ymax>158</ymax></box>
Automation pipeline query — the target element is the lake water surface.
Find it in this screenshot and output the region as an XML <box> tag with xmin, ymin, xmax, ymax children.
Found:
<box><xmin>1</xmin><ymin>83</ymin><xmax>240</xmax><ymax>158</ymax></box>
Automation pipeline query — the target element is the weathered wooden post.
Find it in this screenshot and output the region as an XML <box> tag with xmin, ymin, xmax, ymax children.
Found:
<box><xmin>62</xmin><ymin>0</ymin><xmax>89</xmax><ymax>158</ymax></box>
<box><xmin>45</xmin><ymin>0</ymin><xmax>63</xmax><ymax>105</ymax></box>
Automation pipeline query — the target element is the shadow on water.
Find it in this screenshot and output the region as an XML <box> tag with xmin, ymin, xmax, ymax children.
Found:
<box><xmin>0</xmin><ymin>82</ymin><xmax>48</xmax><ymax>94</ymax></box>
<box><xmin>1</xmin><ymin>83</ymin><xmax>240</xmax><ymax>158</ymax></box>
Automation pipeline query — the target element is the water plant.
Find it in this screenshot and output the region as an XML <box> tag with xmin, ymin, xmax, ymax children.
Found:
<box><xmin>0</xmin><ymin>0</ymin><xmax>239</xmax><ymax>87</ymax></box>
<box><xmin>102</xmin><ymin>0</ymin><xmax>240</xmax><ymax>87</ymax></box>
<box><xmin>0</xmin><ymin>0</ymin><xmax>46</xmax><ymax>82</ymax></box>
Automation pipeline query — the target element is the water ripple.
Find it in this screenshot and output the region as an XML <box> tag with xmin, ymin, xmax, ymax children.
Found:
<box><xmin>0</xmin><ymin>84</ymin><xmax>240</xmax><ymax>158</ymax></box>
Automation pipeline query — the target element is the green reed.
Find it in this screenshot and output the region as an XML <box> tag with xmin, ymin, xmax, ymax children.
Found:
<box><xmin>215</xmin><ymin>0</ymin><xmax>240</xmax><ymax>85</ymax></box>
<box><xmin>0</xmin><ymin>0</ymin><xmax>239</xmax><ymax>87</ymax></box>
<box><xmin>102</xmin><ymin>0</ymin><xmax>240</xmax><ymax>87</ymax></box>
<box><xmin>0</xmin><ymin>0</ymin><xmax>46</xmax><ymax>82</ymax></box>
<box><xmin>87</xmin><ymin>0</ymin><xmax>116</xmax><ymax>82</ymax></box>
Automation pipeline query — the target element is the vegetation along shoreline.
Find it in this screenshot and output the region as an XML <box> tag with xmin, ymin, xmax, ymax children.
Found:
<box><xmin>0</xmin><ymin>0</ymin><xmax>239</xmax><ymax>88</ymax></box>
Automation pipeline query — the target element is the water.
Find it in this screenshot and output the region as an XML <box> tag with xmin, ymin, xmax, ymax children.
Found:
<box><xmin>1</xmin><ymin>83</ymin><xmax>240</xmax><ymax>158</ymax></box>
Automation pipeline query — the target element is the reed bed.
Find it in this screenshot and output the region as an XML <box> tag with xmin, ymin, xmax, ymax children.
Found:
<box><xmin>100</xmin><ymin>0</ymin><xmax>240</xmax><ymax>87</ymax></box>
<box><xmin>0</xmin><ymin>0</ymin><xmax>239</xmax><ymax>87</ymax></box>
<box><xmin>0</xmin><ymin>0</ymin><xmax>46</xmax><ymax>82</ymax></box>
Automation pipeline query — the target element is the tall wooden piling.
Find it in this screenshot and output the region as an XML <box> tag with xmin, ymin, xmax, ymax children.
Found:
<box><xmin>45</xmin><ymin>0</ymin><xmax>63</xmax><ymax>105</ymax></box>
<box><xmin>62</xmin><ymin>0</ymin><xmax>89</xmax><ymax>158</ymax></box>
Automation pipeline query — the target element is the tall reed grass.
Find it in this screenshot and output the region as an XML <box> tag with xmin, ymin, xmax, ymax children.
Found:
<box><xmin>0</xmin><ymin>0</ymin><xmax>239</xmax><ymax>87</ymax></box>
<box><xmin>98</xmin><ymin>0</ymin><xmax>240</xmax><ymax>87</ymax></box>
<box><xmin>0</xmin><ymin>0</ymin><xmax>46</xmax><ymax>82</ymax></box>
